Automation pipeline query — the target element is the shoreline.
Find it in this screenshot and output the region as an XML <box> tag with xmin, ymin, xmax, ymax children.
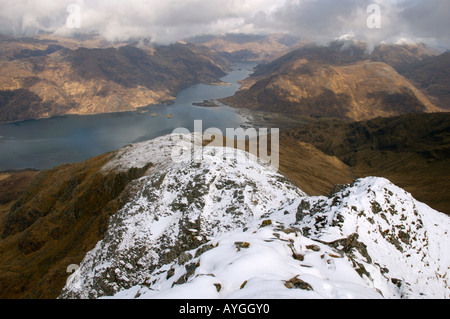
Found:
<box><xmin>0</xmin><ymin>62</ymin><xmax>256</xmax><ymax>125</ymax></box>
<box><xmin>234</xmin><ymin>107</ymin><xmax>314</xmax><ymax>131</ymax></box>
<box><xmin>0</xmin><ymin>63</ymin><xmax>256</xmax><ymax>125</ymax></box>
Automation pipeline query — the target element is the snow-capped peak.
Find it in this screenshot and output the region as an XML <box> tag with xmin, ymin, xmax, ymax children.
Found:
<box><xmin>271</xmin><ymin>177</ymin><xmax>450</xmax><ymax>299</ymax></box>
<box><xmin>60</xmin><ymin>135</ymin><xmax>304</xmax><ymax>299</ymax></box>
<box><xmin>60</xmin><ymin>135</ymin><xmax>449</xmax><ymax>299</ymax></box>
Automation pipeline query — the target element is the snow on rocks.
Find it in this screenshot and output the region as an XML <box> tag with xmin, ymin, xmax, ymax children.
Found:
<box><xmin>107</xmin><ymin>227</ymin><xmax>382</xmax><ymax>299</ymax></box>
<box><xmin>270</xmin><ymin>177</ymin><xmax>450</xmax><ymax>299</ymax></box>
<box><xmin>60</xmin><ymin>134</ymin><xmax>450</xmax><ymax>299</ymax></box>
<box><xmin>60</xmin><ymin>135</ymin><xmax>304</xmax><ymax>299</ymax></box>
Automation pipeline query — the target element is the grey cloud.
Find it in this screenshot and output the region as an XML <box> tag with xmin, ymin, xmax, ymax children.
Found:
<box><xmin>399</xmin><ymin>0</ymin><xmax>450</xmax><ymax>40</ymax></box>
<box><xmin>0</xmin><ymin>0</ymin><xmax>448</xmax><ymax>48</ymax></box>
<box><xmin>269</xmin><ymin>0</ymin><xmax>449</xmax><ymax>49</ymax></box>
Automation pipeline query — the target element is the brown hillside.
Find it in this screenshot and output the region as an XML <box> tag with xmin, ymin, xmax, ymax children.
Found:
<box><xmin>221</xmin><ymin>42</ymin><xmax>444</xmax><ymax>121</ymax></box>
<box><xmin>278</xmin><ymin>139</ymin><xmax>354</xmax><ymax>196</ymax></box>
<box><xmin>222</xmin><ymin>60</ymin><xmax>440</xmax><ymax>121</ymax></box>
<box><xmin>281</xmin><ymin>112</ymin><xmax>450</xmax><ymax>214</ymax></box>
<box><xmin>0</xmin><ymin>151</ymin><xmax>152</xmax><ymax>299</ymax></box>
<box><xmin>397</xmin><ymin>52</ymin><xmax>450</xmax><ymax>110</ymax></box>
<box><xmin>0</xmin><ymin>170</ymin><xmax>39</xmax><ymax>204</ymax></box>
<box><xmin>0</xmin><ymin>37</ymin><xmax>229</xmax><ymax>123</ymax></box>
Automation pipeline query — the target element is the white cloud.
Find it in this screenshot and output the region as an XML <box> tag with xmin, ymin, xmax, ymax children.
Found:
<box><xmin>0</xmin><ymin>0</ymin><xmax>448</xmax><ymax>48</ymax></box>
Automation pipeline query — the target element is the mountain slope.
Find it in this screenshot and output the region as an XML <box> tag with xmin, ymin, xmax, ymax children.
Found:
<box><xmin>2</xmin><ymin>133</ymin><xmax>448</xmax><ymax>299</ymax></box>
<box><xmin>56</xmin><ymin>135</ymin><xmax>448</xmax><ymax>300</ymax></box>
<box><xmin>186</xmin><ymin>33</ymin><xmax>301</xmax><ymax>62</ymax></box>
<box><xmin>221</xmin><ymin>43</ymin><xmax>442</xmax><ymax>121</ymax></box>
<box><xmin>208</xmin><ymin>135</ymin><xmax>354</xmax><ymax>196</ymax></box>
<box><xmin>0</xmin><ymin>170</ymin><xmax>39</xmax><ymax>204</ymax></box>
<box><xmin>60</xmin><ymin>156</ymin><xmax>449</xmax><ymax>299</ymax></box>
<box><xmin>0</xmin><ymin>37</ymin><xmax>229</xmax><ymax>123</ymax></box>
<box><xmin>281</xmin><ymin>112</ymin><xmax>450</xmax><ymax>214</ymax></box>
<box><xmin>60</xmin><ymin>138</ymin><xmax>305</xmax><ymax>299</ymax></box>
<box><xmin>0</xmin><ymin>150</ymin><xmax>151</xmax><ymax>298</ymax></box>
<box><xmin>0</xmin><ymin>133</ymin><xmax>353</xmax><ymax>299</ymax></box>
<box><xmin>397</xmin><ymin>52</ymin><xmax>450</xmax><ymax>110</ymax></box>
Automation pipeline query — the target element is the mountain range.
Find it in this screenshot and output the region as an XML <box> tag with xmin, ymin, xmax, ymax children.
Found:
<box><xmin>0</xmin><ymin>35</ymin><xmax>229</xmax><ymax>123</ymax></box>
<box><xmin>1</xmin><ymin>134</ymin><xmax>448</xmax><ymax>299</ymax></box>
<box><xmin>221</xmin><ymin>42</ymin><xmax>448</xmax><ymax>120</ymax></box>
<box><xmin>0</xmin><ymin>33</ymin><xmax>449</xmax><ymax>300</ymax></box>
<box><xmin>1</xmin><ymin>36</ymin><xmax>448</xmax><ymax>124</ymax></box>
<box><xmin>186</xmin><ymin>33</ymin><xmax>302</xmax><ymax>62</ymax></box>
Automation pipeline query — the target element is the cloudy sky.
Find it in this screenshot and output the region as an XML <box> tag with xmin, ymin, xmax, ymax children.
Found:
<box><xmin>0</xmin><ymin>0</ymin><xmax>449</xmax><ymax>48</ymax></box>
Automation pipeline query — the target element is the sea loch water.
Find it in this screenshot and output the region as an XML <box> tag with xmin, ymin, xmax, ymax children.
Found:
<box><xmin>0</xmin><ymin>63</ymin><xmax>256</xmax><ymax>171</ymax></box>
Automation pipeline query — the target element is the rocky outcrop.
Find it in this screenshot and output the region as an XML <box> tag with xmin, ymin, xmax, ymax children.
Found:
<box><xmin>1</xmin><ymin>133</ymin><xmax>449</xmax><ymax>299</ymax></box>
<box><xmin>60</xmin><ymin>140</ymin><xmax>304</xmax><ymax>298</ymax></box>
<box><xmin>61</xmin><ymin>169</ymin><xmax>449</xmax><ymax>299</ymax></box>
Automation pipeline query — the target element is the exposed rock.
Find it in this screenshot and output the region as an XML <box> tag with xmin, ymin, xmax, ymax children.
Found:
<box><xmin>284</xmin><ymin>276</ymin><xmax>314</xmax><ymax>291</ymax></box>
<box><xmin>1</xmin><ymin>133</ymin><xmax>448</xmax><ymax>299</ymax></box>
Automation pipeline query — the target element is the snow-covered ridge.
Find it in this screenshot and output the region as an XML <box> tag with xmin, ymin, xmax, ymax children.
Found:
<box><xmin>270</xmin><ymin>177</ymin><xmax>450</xmax><ymax>299</ymax></box>
<box><xmin>61</xmin><ymin>135</ymin><xmax>304</xmax><ymax>299</ymax></box>
<box><xmin>101</xmin><ymin>134</ymin><xmax>192</xmax><ymax>173</ymax></box>
<box><xmin>101</xmin><ymin>133</ymin><xmax>277</xmax><ymax>174</ymax></box>
<box><xmin>60</xmin><ymin>134</ymin><xmax>449</xmax><ymax>299</ymax></box>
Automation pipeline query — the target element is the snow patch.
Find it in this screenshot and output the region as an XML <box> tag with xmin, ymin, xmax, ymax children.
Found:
<box><xmin>60</xmin><ymin>135</ymin><xmax>450</xmax><ymax>299</ymax></box>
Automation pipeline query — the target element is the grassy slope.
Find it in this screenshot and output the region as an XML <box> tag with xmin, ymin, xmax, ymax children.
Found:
<box><xmin>281</xmin><ymin>113</ymin><xmax>450</xmax><ymax>214</ymax></box>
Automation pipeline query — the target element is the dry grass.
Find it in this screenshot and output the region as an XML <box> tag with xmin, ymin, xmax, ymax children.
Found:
<box><xmin>281</xmin><ymin>113</ymin><xmax>450</xmax><ymax>214</ymax></box>
<box><xmin>0</xmin><ymin>170</ymin><xmax>39</xmax><ymax>204</ymax></box>
<box><xmin>0</xmin><ymin>174</ymin><xmax>11</xmax><ymax>182</ymax></box>
<box><xmin>0</xmin><ymin>151</ymin><xmax>153</xmax><ymax>299</ymax></box>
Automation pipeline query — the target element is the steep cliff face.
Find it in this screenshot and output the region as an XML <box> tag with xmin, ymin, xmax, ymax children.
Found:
<box><xmin>0</xmin><ymin>37</ymin><xmax>229</xmax><ymax>123</ymax></box>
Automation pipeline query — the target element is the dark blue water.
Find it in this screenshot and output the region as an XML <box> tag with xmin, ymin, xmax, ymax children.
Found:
<box><xmin>0</xmin><ymin>62</ymin><xmax>256</xmax><ymax>170</ymax></box>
